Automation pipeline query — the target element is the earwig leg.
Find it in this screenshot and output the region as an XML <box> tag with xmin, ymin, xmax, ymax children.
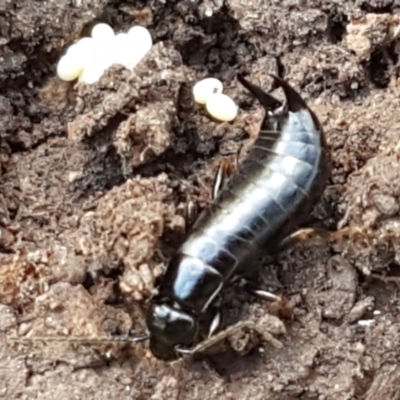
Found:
<box><xmin>278</xmin><ymin>227</ymin><xmax>367</xmax><ymax>251</ymax></box>
<box><xmin>277</xmin><ymin>227</ymin><xmax>331</xmax><ymax>253</ymax></box>
<box><xmin>235</xmin><ymin>143</ymin><xmax>243</xmax><ymax>170</ymax></box>
<box><xmin>279</xmin><ymin>226</ymin><xmax>366</xmax><ymax>248</ymax></box>
<box><xmin>212</xmin><ymin>161</ymin><xmax>226</xmax><ymax>200</ymax></box>
<box><xmin>252</xmin><ymin>289</ymin><xmax>281</xmax><ymax>302</ymax></box>
<box><xmin>329</xmin><ymin>226</ymin><xmax>367</xmax><ymax>242</ymax></box>
<box><xmin>212</xmin><ymin>158</ymin><xmax>237</xmax><ymax>200</ymax></box>
<box><xmin>208</xmin><ymin>312</ymin><xmax>221</xmax><ymax>338</ymax></box>
<box><xmin>186</xmin><ymin>152</ymin><xmax>241</xmax><ymax>231</ymax></box>
<box><xmin>185</xmin><ymin>200</ymin><xmax>198</xmax><ymax>232</ymax></box>
<box><xmin>247</xmin><ymin>285</ymin><xmax>293</xmax><ymax>318</ymax></box>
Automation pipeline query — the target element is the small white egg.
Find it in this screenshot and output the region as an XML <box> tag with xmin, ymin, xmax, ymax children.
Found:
<box><xmin>193</xmin><ymin>78</ymin><xmax>223</xmax><ymax>105</ymax></box>
<box><xmin>78</xmin><ymin>62</ymin><xmax>107</xmax><ymax>84</ymax></box>
<box><xmin>128</xmin><ymin>26</ymin><xmax>152</xmax><ymax>53</ymax></box>
<box><xmin>125</xmin><ymin>53</ymin><xmax>143</xmax><ymax>70</ymax></box>
<box><xmin>91</xmin><ymin>23</ymin><xmax>115</xmax><ymax>41</ymax></box>
<box><xmin>112</xmin><ymin>33</ymin><xmax>135</xmax><ymax>67</ymax></box>
<box><xmin>66</xmin><ymin>37</ymin><xmax>95</xmax><ymax>71</ymax></box>
<box><xmin>57</xmin><ymin>54</ymin><xmax>83</xmax><ymax>81</ymax></box>
<box><xmin>78</xmin><ymin>39</ymin><xmax>117</xmax><ymax>84</ymax></box>
<box><xmin>206</xmin><ymin>93</ymin><xmax>238</xmax><ymax>122</ymax></box>
<box><xmin>94</xmin><ymin>38</ymin><xmax>115</xmax><ymax>71</ymax></box>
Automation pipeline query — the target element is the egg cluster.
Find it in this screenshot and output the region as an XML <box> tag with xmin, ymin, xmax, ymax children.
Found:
<box><xmin>57</xmin><ymin>23</ymin><xmax>153</xmax><ymax>84</ymax></box>
<box><xmin>192</xmin><ymin>78</ymin><xmax>238</xmax><ymax>122</ymax></box>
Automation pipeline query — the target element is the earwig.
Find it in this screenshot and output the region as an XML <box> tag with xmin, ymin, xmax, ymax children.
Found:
<box><xmin>5</xmin><ymin>74</ymin><xmax>330</xmax><ymax>362</ymax></box>
<box><xmin>146</xmin><ymin>74</ymin><xmax>330</xmax><ymax>360</ymax></box>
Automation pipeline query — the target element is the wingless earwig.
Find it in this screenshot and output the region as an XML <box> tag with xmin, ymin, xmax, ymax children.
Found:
<box><xmin>146</xmin><ymin>74</ymin><xmax>330</xmax><ymax>360</ymax></box>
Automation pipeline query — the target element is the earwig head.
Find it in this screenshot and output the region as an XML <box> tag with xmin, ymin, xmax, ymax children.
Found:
<box><xmin>146</xmin><ymin>302</ymin><xmax>198</xmax><ymax>360</ymax></box>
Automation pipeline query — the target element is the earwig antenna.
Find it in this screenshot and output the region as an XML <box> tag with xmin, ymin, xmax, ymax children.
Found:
<box><xmin>7</xmin><ymin>334</ymin><xmax>150</xmax><ymax>345</ymax></box>
<box><xmin>111</xmin><ymin>334</ymin><xmax>150</xmax><ymax>343</ymax></box>
<box><xmin>175</xmin><ymin>346</ymin><xmax>195</xmax><ymax>356</ymax></box>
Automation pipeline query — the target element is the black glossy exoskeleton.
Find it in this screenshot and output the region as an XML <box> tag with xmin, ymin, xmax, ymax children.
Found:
<box><xmin>146</xmin><ymin>74</ymin><xmax>330</xmax><ymax>360</ymax></box>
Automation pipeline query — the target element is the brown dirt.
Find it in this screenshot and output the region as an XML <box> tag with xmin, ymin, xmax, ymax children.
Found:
<box><xmin>2</xmin><ymin>1</ymin><xmax>400</xmax><ymax>399</ymax></box>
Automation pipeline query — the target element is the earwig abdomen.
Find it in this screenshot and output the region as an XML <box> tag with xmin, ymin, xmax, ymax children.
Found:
<box><xmin>147</xmin><ymin>75</ymin><xmax>330</xmax><ymax>360</ymax></box>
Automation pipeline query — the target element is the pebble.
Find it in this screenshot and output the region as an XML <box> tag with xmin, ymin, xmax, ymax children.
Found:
<box><xmin>357</xmin><ymin>319</ymin><xmax>375</xmax><ymax>327</ymax></box>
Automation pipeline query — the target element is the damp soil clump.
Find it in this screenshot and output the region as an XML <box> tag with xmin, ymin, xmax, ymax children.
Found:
<box><xmin>2</xmin><ymin>1</ymin><xmax>400</xmax><ymax>399</ymax></box>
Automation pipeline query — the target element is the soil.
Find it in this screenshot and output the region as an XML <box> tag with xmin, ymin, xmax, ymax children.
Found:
<box><xmin>2</xmin><ymin>1</ymin><xmax>400</xmax><ymax>399</ymax></box>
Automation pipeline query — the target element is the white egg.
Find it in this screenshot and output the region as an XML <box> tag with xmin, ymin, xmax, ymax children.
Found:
<box><xmin>126</xmin><ymin>26</ymin><xmax>153</xmax><ymax>69</ymax></box>
<box><xmin>67</xmin><ymin>24</ymin><xmax>152</xmax><ymax>83</ymax></box>
<box><xmin>66</xmin><ymin>37</ymin><xmax>95</xmax><ymax>70</ymax></box>
<box><xmin>95</xmin><ymin>38</ymin><xmax>115</xmax><ymax>71</ymax></box>
<box><xmin>67</xmin><ymin>37</ymin><xmax>94</xmax><ymax>57</ymax></box>
<box><xmin>57</xmin><ymin>54</ymin><xmax>83</xmax><ymax>81</ymax></box>
<box><xmin>206</xmin><ymin>93</ymin><xmax>238</xmax><ymax>122</ymax></box>
<box><xmin>78</xmin><ymin>39</ymin><xmax>116</xmax><ymax>84</ymax></box>
<box><xmin>125</xmin><ymin>54</ymin><xmax>142</xmax><ymax>70</ymax></box>
<box><xmin>193</xmin><ymin>78</ymin><xmax>223</xmax><ymax>105</ymax></box>
<box><xmin>78</xmin><ymin>62</ymin><xmax>107</xmax><ymax>84</ymax></box>
<box><xmin>128</xmin><ymin>26</ymin><xmax>152</xmax><ymax>54</ymax></box>
<box><xmin>112</xmin><ymin>33</ymin><xmax>136</xmax><ymax>67</ymax></box>
<box><xmin>91</xmin><ymin>23</ymin><xmax>115</xmax><ymax>41</ymax></box>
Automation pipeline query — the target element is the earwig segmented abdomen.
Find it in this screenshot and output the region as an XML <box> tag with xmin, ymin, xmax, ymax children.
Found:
<box><xmin>178</xmin><ymin>99</ymin><xmax>328</xmax><ymax>280</ymax></box>
<box><xmin>146</xmin><ymin>74</ymin><xmax>330</xmax><ymax>360</ymax></box>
